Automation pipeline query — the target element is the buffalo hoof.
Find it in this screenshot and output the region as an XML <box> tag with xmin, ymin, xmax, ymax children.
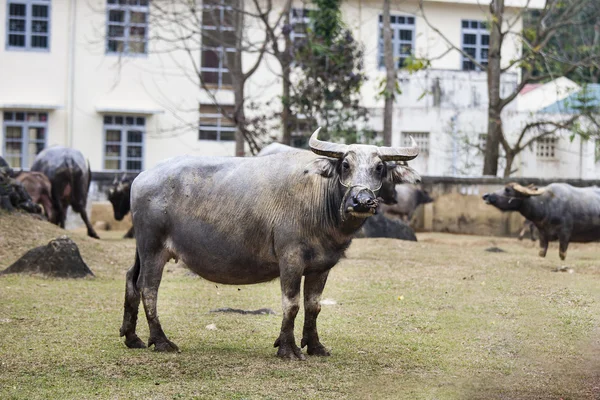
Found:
<box><xmin>301</xmin><ymin>339</ymin><xmax>331</xmax><ymax>356</ymax></box>
<box><xmin>88</xmin><ymin>231</ymin><xmax>100</xmax><ymax>240</ymax></box>
<box><xmin>559</xmin><ymin>251</ymin><xmax>567</xmax><ymax>261</ymax></box>
<box><xmin>274</xmin><ymin>337</ymin><xmax>305</xmax><ymax>361</ymax></box>
<box><xmin>538</xmin><ymin>250</ymin><xmax>547</xmax><ymax>258</ymax></box>
<box><xmin>149</xmin><ymin>338</ymin><xmax>180</xmax><ymax>353</ymax></box>
<box><xmin>124</xmin><ymin>335</ymin><xmax>146</xmax><ymax>349</ymax></box>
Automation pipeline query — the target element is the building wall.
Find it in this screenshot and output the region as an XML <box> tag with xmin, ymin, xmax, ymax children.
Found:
<box><xmin>0</xmin><ymin>0</ymin><xmax>593</xmax><ymax>181</ymax></box>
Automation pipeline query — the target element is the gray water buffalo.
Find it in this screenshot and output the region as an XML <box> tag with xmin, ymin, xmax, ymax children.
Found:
<box><xmin>120</xmin><ymin>128</ymin><xmax>420</xmax><ymax>359</ymax></box>
<box><xmin>108</xmin><ymin>174</ymin><xmax>134</xmax><ymax>238</ymax></box>
<box><xmin>381</xmin><ymin>184</ymin><xmax>433</xmax><ymax>222</ymax></box>
<box><xmin>483</xmin><ymin>183</ymin><xmax>600</xmax><ymax>260</ymax></box>
<box><xmin>31</xmin><ymin>147</ymin><xmax>99</xmax><ymax>239</ymax></box>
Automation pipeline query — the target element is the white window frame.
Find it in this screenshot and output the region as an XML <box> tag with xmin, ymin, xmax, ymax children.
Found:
<box><xmin>6</xmin><ymin>0</ymin><xmax>51</xmax><ymax>51</ymax></box>
<box><xmin>378</xmin><ymin>14</ymin><xmax>415</xmax><ymax>69</ymax></box>
<box><xmin>536</xmin><ymin>136</ymin><xmax>557</xmax><ymax>160</ymax></box>
<box><xmin>2</xmin><ymin>111</ymin><xmax>48</xmax><ymax>168</ymax></box>
<box><xmin>199</xmin><ymin>105</ymin><xmax>236</xmax><ymax>142</ymax></box>
<box><xmin>106</xmin><ymin>0</ymin><xmax>149</xmax><ymax>56</ymax></box>
<box><xmin>103</xmin><ymin>114</ymin><xmax>146</xmax><ymax>172</ymax></box>
<box><xmin>461</xmin><ymin>20</ymin><xmax>489</xmax><ymax>71</ymax></box>
<box><xmin>290</xmin><ymin>8</ymin><xmax>312</xmax><ymax>44</ymax></box>
<box><xmin>201</xmin><ymin>0</ymin><xmax>237</xmax><ymax>89</ymax></box>
<box><xmin>402</xmin><ymin>132</ymin><xmax>429</xmax><ymax>155</ymax></box>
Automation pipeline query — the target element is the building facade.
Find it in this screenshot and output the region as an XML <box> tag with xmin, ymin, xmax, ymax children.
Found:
<box><xmin>2</xmin><ymin>0</ymin><xmax>593</xmax><ymax>179</ymax></box>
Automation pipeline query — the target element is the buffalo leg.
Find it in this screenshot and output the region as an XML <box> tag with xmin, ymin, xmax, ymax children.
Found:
<box><xmin>301</xmin><ymin>270</ymin><xmax>331</xmax><ymax>356</ymax></box>
<box><xmin>72</xmin><ymin>203</ymin><xmax>99</xmax><ymax>239</ymax></box>
<box><xmin>139</xmin><ymin>250</ymin><xmax>178</xmax><ymax>352</ymax></box>
<box><xmin>274</xmin><ymin>262</ymin><xmax>304</xmax><ymax>360</ymax></box>
<box><xmin>558</xmin><ymin>232</ymin><xmax>570</xmax><ymax>261</ymax></box>
<box><xmin>124</xmin><ymin>226</ymin><xmax>135</xmax><ymax>239</ymax></box>
<box><xmin>120</xmin><ymin>249</ymin><xmax>146</xmax><ymax>348</ymax></box>
<box><xmin>538</xmin><ymin>232</ymin><xmax>549</xmax><ymax>258</ymax></box>
<box><xmin>518</xmin><ymin>225</ymin><xmax>526</xmax><ymax>241</ymax></box>
<box><xmin>529</xmin><ymin>223</ymin><xmax>536</xmax><ymax>241</ymax></box>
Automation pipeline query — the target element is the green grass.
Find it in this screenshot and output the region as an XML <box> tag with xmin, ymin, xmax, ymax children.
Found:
<box><xmin>2</xmin><ymin>213</ymin><xmax>600</xmax><ymax>399</ymax></box>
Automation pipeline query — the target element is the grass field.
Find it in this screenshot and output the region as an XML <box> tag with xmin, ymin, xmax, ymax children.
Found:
<box><xmin>2</xmin><ymin>211</ymin><xmax>600</xmax><ymax>399</ymax></box>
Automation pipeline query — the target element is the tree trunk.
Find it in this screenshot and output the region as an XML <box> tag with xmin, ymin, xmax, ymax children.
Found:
<box><xmin>233</xmin><ymin>0</ymin><xmax>245</xmax><ymax>156</ymax></box>
<box><xmin>382</xmin><ymin>0</ymin><xmax>395</xmax><ymax>147</ymax></box>
<box><xmin>483</xmin><ymin>0</ymin><xmax>504</xmax><ymax>176</ymax></box>
<box><xmin>234</xmin><ymin>83</ymin><xmax>246</xmax><ymax>157</ymax></box>
<box><xmin>281</xmin><ymin>4</ymin><xmax>293</xmax><ymax>145</ymax></box>
<box><xmin>503</xmin><ymin>151</ymin><xmax>514</xmax><ymax>178</ymax></box>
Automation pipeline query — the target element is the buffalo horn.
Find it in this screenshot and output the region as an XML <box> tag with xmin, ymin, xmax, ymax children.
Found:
<box><xmin>308</xmin><ymin>127</ymin><xmax>348</xmax><ymax>159</ymax></box>
<box><xmin>511</xmin><ymin>183</ymin><xmax>545</xmax><ymax>196</ymax></box>
<box><xmin>378</xmin><ymin>136</ymin><xmax>420</xmax><ymax>161</ymax></box>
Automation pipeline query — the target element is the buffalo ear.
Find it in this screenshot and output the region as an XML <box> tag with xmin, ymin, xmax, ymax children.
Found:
<box><xmin>304</xmin><ymin>157</ymin><xmax>336</xmax><ymax>178</ymax></box>
<box><xmin>388</xmin><ymin>162</ymin><xmax>420</xmax><ymax>184</ymax></box>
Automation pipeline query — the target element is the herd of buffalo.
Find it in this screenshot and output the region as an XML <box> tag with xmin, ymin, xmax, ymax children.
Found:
<box><xmin>3</xmin><ymin>128</ymin><xmax>600</xmax><ymax>359</ymax></box>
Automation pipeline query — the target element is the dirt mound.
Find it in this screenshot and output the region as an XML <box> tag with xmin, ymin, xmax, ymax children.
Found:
<box><xmin>1</xmin><ymin>235</ymin><xmax>93</xmax><ymax>278</ymax></box>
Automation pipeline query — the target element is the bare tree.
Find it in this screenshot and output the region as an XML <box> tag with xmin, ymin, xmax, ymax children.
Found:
<box><xmin>420</xmin><ymin>0</ymin><xmax>600</xmax><ymax>176</ymax></box>
<box><xmin>98</xmin><ymin>1</ymin><xmax>273</xmax><ymax>155</ymax></box>
<box><xmin>382</xmin><ymin>0</ymin><xmax>395</xmax><ymax>147</ymax></box>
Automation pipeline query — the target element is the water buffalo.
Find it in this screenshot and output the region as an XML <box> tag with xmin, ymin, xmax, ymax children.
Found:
<box><xmin>381</xmin><ymin>184</ymin><xmax>433</xmax><ymax>222</ymax></box>
<box><xmin>108</xmin><ymin>174</ymin><xmax>134</xmax><ymax>238</ymax></box>
<box><xmin>483</xmin><ymin>183</ymin><xmax>600</xmax><ymax>260</ymax></box>
<box><xmin>31</xmin><ymin>147</ymin><xmax>99</xmax><ymax>239</ymax></box>
<box><xmin>120</xmin><ymin>128</ymin><xmax>420</xmax><ymax>358</ymax></box>
<box><xmin>14</xmin><ymin>171</ymin><xmax>54</xmax><ymax>221</ymax></box>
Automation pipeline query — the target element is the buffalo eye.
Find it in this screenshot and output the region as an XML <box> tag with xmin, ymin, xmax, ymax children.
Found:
<box><xmin>504</xmin><ymin>188</ymin><xmax>510</xmax><ymax>194</ymax></box>
<box><xmin>375</xmin><ymin>163</ymin><xmax>384</xmax><ymax>173</ymax></box>
<box><xmin>342</xmin><ymin>160</ymin><xmax>350</xmax><ymax>171</ymax></box>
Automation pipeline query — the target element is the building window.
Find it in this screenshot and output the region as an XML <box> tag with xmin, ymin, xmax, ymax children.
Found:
<box><xmin>2</xmin><ymin>111</ymin><xmax>47</xmax><ymax>168</ymax></box>
<box><xmin>199</xmin><ymin>105</ymin><xmax>235</xmax><ymax>141</ymax></box>
<box><xmin>201</xmin><ymin>0</ymin><xmax>239</xmax><ymax>89</ymax></box>
<box><xmin>461</xmin><ymin>20</ymin><xmax>489</xmax><ymax>71</ymax></box>
<box><xmin>290</xmin><ymin>8</ymin><xmax>312</xmax><ymax>44</ymax></box>
<box><xmin>6</xmin><ymin>0</ymin><xmax>51</xmax><ymax>51</ymax></box>
<box><xmin>103</xmin><ymin>115</ymin><xmax>145</xmax><ymax>172</ymax></box>
<box><xmin>106</xmin><ymin>0</ymin><xmax>149</xmax><ymax>55</ymax></box>
<box><xmin>536</xmin><ymin>136</ymin><xmax>557</xmax><ymax>159</ymax></box>
<box><xmin>290</xmin><ymin>118</ymin><xmax>312</xmax><ymax>148</ymax></box>
<box><xmin>378</xmin><ymin>14</ymin><xmax>415</xmax><ymax>69</ymax></box>
<box><xmin>402</xmin><ymin>132</ymin><xmax>429</xmax><ymax>155</ymax></box>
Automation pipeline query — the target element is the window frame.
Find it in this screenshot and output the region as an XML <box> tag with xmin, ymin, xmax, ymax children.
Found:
<box><xmin>2</xmin><ymin>111</ymin><xmax>48</xmax><ymax>168</ymax></box>
<box><xmin>290</xmin><ymin>8</ymin><xmax>312</xmax><ymax>44</ymax></box>
<box><xmin>105</xmin><ymin>0</ymin><xmax>149</xmax><ymax>57</ymax></box>
<box><xmin>200</xmin><ymin>0</ymin><xmax>238</xmax><ymax>90</ymax></box>
<box><xmin>461</xmin><ymin>20</ymin><xmax>489</xmax><ymax>71</ymax></box>
<box><xmin>5</xmin><ymin>0</ymin><xmax>52</xmax><ymax>52</ymax></box>
<box><xmin>402</xmin><ymin>131</ymin><xmax>429</xmax><ymax>156</ymax></box>
<box><xmin>378</xmin><ymin>13</ymin><xmax>416</xmax><ymax>69</ymax></box>
<box><xmin>198</xmin><ymin>105</ymin><xmax>236</xmax><ymax>142</ymax></box>
<box><xmin>102</xmin><ymin>114</ymin><xmax>146</xmax><ymax>172</ymax></box>
<box><xmin>535</xmin><ymin>136</ymin><xmax>558</xmax><ymax>160</ymax></box>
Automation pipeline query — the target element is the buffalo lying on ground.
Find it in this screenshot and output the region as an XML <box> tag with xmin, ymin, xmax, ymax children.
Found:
<box><xmin>14</xmin><ymin>171</ymin><xmax>54</xmax><ymax>221</ymax></box>
<box><xmin>120</xmin><ymin>128</ymin><xmax>420</xmax><ymax>359</ymax></box>
<box><xmin>108</xmin><ymin>174</ymin><xmax>134</xmax><ymax>238</ymax></box>
<box><xmin>31</xmin><ymin>146</ymin><xmax>99</xmax><ymax>239</ymax></box>
<box><xmin>483</xmin><ymin>183</ymin><xmax>600</xmax><ymax>260</ymax></box>
<box><xmin>382</xmin><ymin>184</ymin><xmax>433</xmax><ymax>223</ymax></box>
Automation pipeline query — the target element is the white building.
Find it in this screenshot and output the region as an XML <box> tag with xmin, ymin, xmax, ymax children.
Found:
<box><xmin>2</xmin><ymin>0</ymin><xmax>593</xmax><ymax>179</ymax></box>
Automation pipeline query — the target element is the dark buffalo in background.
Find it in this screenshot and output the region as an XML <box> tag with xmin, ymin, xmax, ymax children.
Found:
<box><xmin>31</xmin><ymin>146</ymin><xmax>99</xmax><ymax>239</ymax></box>
<box><xmin>120</xmin><ymin>129</ymin><xmax>420</xmax><ymax>358</ymax></box>
<box><xmin>483</xmin><ymin>182</ymin><xmax>600</xmax><ymax>260</ymax></box>
<box><xmin>14</xmin><ymin>171</ymin><xmax>54</xmax><ymax>221</ymax></box>
<box><xmin>108</xmin><ymin>174</ymin><xmax>134</xmax><ymax>238</ymax></box>
<box><xmin>381</xmin><ymin>184</ymin><xmax>433</xmax><ymax>223</ymax></box>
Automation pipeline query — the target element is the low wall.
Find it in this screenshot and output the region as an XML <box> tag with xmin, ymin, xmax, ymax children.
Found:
<box><xmin>85</xmin><ymin>172</ymin><xmax>600</xmax><ymax>236</ymax></box>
